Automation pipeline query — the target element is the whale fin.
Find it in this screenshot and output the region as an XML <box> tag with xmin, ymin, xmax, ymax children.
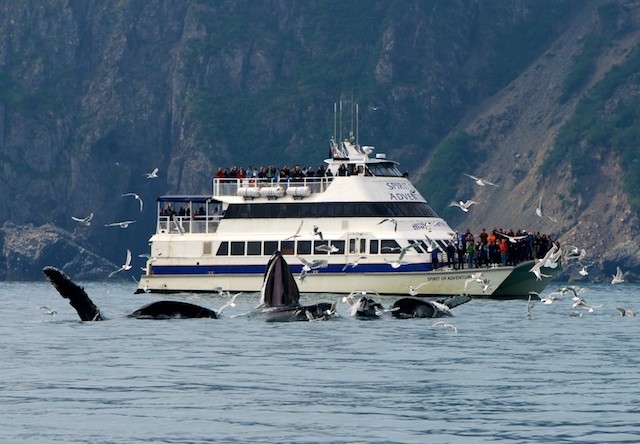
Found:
<box><xmin>259</xmin><ymin>251</ymin><xmax>300</xmax><ymax>307</ymax></box>
<box><xmin>42</xmin><ymin>266</ymin><xmax>104</xmax><ymax>321</ymax></box>
<box><xmin>435</xmin><ymin>294</ymin><xmax>472</xmax><ymax>310</ymax></box>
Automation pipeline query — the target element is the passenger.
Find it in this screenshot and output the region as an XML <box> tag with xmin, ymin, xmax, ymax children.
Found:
<box><xmin>446</xmin><ymin>241</ymin><xmax>456</xmax><ymax>269</ymax></box>
<box><xmin>499</xmin><ymin>239</ymin><xmax>509</xmax><ymax>266</ymax></box>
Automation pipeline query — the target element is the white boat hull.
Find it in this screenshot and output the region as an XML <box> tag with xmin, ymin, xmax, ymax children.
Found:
<box><xmin>137</xmin><ymin>261</ymin><xmax>560</xmax><ymax>299</ymax></box>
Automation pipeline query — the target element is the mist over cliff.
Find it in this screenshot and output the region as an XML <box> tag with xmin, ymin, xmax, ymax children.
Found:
<box><xmin>1</xmin><ymin>0</ymin><xmax>638</xmax><ymax>281</ymax></box>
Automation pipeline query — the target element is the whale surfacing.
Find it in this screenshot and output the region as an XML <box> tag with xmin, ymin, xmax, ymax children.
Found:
<box><xmin>255</xmin><ymin>251</ymin><xmax>336</xmax><ymax>322</ymax></box>
<box><xmin>42</xmin><ymin>266</ymin><xmax>217</xmax><ymax>320</ymax></box>
<box><xmin>391</xmin><ymin>294</ymin><xmax>471</xmax><ymax>318</ymax></box>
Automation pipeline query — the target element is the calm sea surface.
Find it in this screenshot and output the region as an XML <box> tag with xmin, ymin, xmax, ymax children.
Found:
<box><xmin>1</xmin><ymin>280</ymin><xmax>639</xmax><ymax>443</ymax></box>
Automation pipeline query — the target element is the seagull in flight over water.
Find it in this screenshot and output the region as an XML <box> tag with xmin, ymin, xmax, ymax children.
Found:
<box><xmin>105</xmin><ymin>220</ymin><xmax>137</xmax><ymax>228</ymax></box>
<box><xmin>108</xmin><ymin>249</ymin><xmax>132</xmax><ymax>278</ymax></box>
<box><xmin>449</xmin><ymin>200</ymin><xmax>478</xmax><ymax>212</ymax></box>
<box><xmin>611</xmin><ymin>266</ymin><xmax>625</xmax><ymax>284</ymax></box>
<box><xmin>145</xmin><ymin>167</ymin><xmax>159</xmax><ymax>179</ymax></box>
<box><xmin>463</xmin><ymin>173</ymin><xmax>498</xmax><ymax>187</ymax></box>
<box><xmin>122</xmin><ymin>193</ymin><xmax>144</xmax><ymax>212</ymax></box>
<box><xmin>284</xmin><ymin>220</ymin><xmax>304</xmax><ymax>240</ymax></box>
<box><xmin>71</xmin><ymin>213</ymin><xmax>94</xmax><ymax>226</ymax></box>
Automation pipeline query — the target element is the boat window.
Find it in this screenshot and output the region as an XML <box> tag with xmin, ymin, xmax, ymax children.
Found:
<box><xmin>360</xmin><ymin>238</ymin><xmax>366</xmax><ymax>254</ymax></box>
<box><xmin>380</xmin><ymin>240</ymin><xmax>401</xmax><ymax>253</ymax></box>
<box><xmin>369</xmin><ymin>239</ymin><xmax>379</xmax><ymax>254</ymax></box>
<box><xmin>224</xmin><ymin>202</ymin><xmax>438</xmax><ymax>219</ymax></box>
<box><xmin>216</xmin><ymin>241</ymin><xmax>229</xmax><ymax>256</ymax></box>
<box><xmin>367</xmin><ymin>162</ymin><xmax>403</xmax><ymax>177</ymax></box>
<box><xmin>332</xmin><ymin>240</ymin><xmax>345</xmax><ymax>254</ymax></box>
<box><xmin>264</xmin><ymin>241</ymin><xmax>278</xmax><ymax>255</ymax></box>
<box><xmin>203</xmin><ymin>241</ymin><xmax>212</xmax><ymax>255</ymax></box>
<box><xmin>281</xmin><ymin>240</ymin><xmax>295</xmax><ymax>255</ymax></box>
<box><xmin>349</xmin><ymin>239</ymin><xmax>357</xmax><ymax>254</ymax></box>
<box><xmin>230</xmin><ymin>241</ymin><xmax>245</xmax><ymax>256</ymax></box>
<box><xmin>247</xmin><ymin>241</ymin><xmax>261</xmax><ymax>255</ymax></box>
<box><xmin>297</xmin><ymin>240</ymin><xmax>312</xmax><ymax>255</ymax></box>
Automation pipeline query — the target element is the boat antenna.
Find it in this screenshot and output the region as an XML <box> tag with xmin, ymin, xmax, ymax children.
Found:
<box><xmin>356</xmin><ymin>103</ymin><xmax>359</xmax><ymax>149</ymax></box>
<box><xmin>333</xmin><ymin>102</ymin><xmax>337</xmax><ymax>145</ymax></box>
<box><xmin>339</xmin><ymin>100</ymin><xmax>343</xmax><ymax>146</ymax></box>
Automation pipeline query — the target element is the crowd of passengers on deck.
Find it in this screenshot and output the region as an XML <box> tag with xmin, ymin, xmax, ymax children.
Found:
<box><xmin>436</xmin><ymin>228</ymin><xmax>558</xmax><ymax>270</ymax></box>
<box><xmin>215</xmin><ymin>164</ymin><xmax>333</xmax><ymax>182</ymax></box>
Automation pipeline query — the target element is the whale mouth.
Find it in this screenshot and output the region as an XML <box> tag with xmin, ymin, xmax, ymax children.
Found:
<box><xmin>259</xmin><ymin>251</ymin><xmax>300</xmax><ymax>308</ymax></box>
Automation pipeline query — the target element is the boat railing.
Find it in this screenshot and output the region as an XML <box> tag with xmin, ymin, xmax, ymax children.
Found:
<box><xmin>213</xmin><ymin>176</ymin><xmax>334</xmax><ymax>198</ymax></box>
<box><xmin>157</xmin><ymin>215</ymin><xmax>222</xmax><ymax>235</ymax></box>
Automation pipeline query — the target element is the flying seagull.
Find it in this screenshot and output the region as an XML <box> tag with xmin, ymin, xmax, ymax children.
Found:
<box><xmin>284</xmin><ymin>220</ymin><xmax>304</xmax><ymax>240</ymax></box>
<box><xmin>342</xmin><ymin>256</ymin><xmax>367</xmax><ymax>271</ymax></box>
<box><xmin>105</xmin><ymin>220</ymin><xmax>137</xmax><ymax>228</ymax></box>
<box><xmin>122</xmin><ymin>193</ymin><xmax>144</xmax><ymax>212</ymax></box>
<box><xmin>145</xmin><ymin>167</ymin><xmax>159</xmax><ymax>179</ymax></box>
<box><xmin>378</xmin><ymin>218</ymin><xmax>398</xmax><ymax>231</ymax></box>
<box><xmin>449</xmin><ymin>200</ymin><xmax>478</xmax><ymax>212</ymax></box>
<box><xmin>312</xmin><ymin>225</ymin><xmax>324</xmax><ymax>241</ymax></box>
<box><xmin>108</xmin><ymin>249</ymin><xmax>132</xmax><ymax>278</ymax></box>
<box><xmin>71</xmin><ymin>213</ymin><xmax>94</xmax><ymax>226</ymax></box>
<box><xmin>463</xmin><ymin>173</ymin><xmax>498</xmax><ymax>187</ymax></box>
<box><xmin>535</xmin><ymin>196</ymin><xmax>557</xmax><ymax>222</ymax></box>
<box><xmin>611</xmin><ymin>266</ymin><xmax>625</xmax><ymax>285</ymax></box>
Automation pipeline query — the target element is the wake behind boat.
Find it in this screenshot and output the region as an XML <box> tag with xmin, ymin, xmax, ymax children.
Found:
<box><xmin>137</xmin><ymin>105</ymin><xmax>560</xmax><ymax>298</ymax></box>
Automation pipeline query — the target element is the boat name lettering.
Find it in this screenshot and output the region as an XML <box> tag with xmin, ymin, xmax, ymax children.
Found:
<box><xmin>425</xmin><ymin>275</ymin><xmax>466</xmax><ymax>281</ymax></box>
<box><xmin>390</xmin><ymin>192</ymin><xmax>418</xmax><ymax>201</ymax></box>
<box><xmin>386</xmin><ymin>182</ymin><xmax>411</xmax><ymax>191</ymax></box>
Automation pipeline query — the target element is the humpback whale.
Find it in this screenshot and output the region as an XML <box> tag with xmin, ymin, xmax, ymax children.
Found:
<box><xmin>253</xmin><ymin>251</ymin><xmax>336</xmax><ymax>322</ymax></box>
<box><xmin>43</xmin><ymin>266</ymin><xmax>217</xmax><ymax>320</ymax></box>
<box><xmin>390</xmin><ymin>295</ymin><xmax>472</xmax><ymax>318</ymax></box>
<box><xmin>343</xmin><ymin>291</ymin><xmax>385</xmax><ymax>319</ymax></box>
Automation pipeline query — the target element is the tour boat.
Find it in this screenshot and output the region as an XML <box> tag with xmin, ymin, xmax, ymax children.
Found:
<box><xmin>137</xmin><ymin>123</ymin><xmax>560</xmax><ymax>298</ymax></box>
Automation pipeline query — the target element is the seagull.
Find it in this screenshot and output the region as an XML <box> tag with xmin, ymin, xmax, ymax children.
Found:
<box><xmin>525</xmin><ymin>294</ymin><xmax>534</xmax><ymax>317</ymax></box>
<box><xmin>423</xmin><ymin>235</ymin><xmax>439</xmax><ymax>253</ymax></box>
<box><xmin>342</xmin><ymin>256</ymin><xmax>367</xmax><ymax>271</ymax></box>
<box><xmin>297</xmin><ymin>256</ymin><xmax>328</xmax><ymax>271</ymax></box>
<box><xmin>145</xmin><ymin>167</ymin><xmax>159</xmax><ymax>179</ymax></box>
<box><xmin>38</xmin><ymin>305</ymin><xmax>57</xmax><ymax>316</ymax></box>
<box><xmin>577</xmin><ymin>262</ymin><xmax>592</xmax><ymax>276</ymax></box>
<box><xmin>312</xmin><ymin>225</ymin><xmax>324</xmax><ymax>241</ymax></box>
<box><xmin>108</xmin><ymin>249</ymin><xmax>132</xmax><ymax>278</ymax></box>
<box><xmin>449</xmin><ymin>200</ymin><xmax>478</xmax><ymax>212</ymax></box>
<box><xmin>616</xmin><ymin>307</ymin><xmax>635</xmax><ymax>317</ymax></box>
<box><xmin>572</xmin><ymin>298</ymin><xmax>602</xmax><ymax>312</ymax></box>
<box><xmin>464</xmin><ymin>272</ymin><xmax>492</xmax><ymax>292</ymax></box>
<box><xmin>171</xmin><ymin>215</ymin><xmax>185</xmax><ymax>235</ymax></box>
<box><xmin>217</xmin><ymin>292</ymin><xmax>243</xmax><ymax>314</ymax></box>
<box><xmin>563</xmin><ymin>246</ymin><xmax>586</xmax><ymax>262</ymax></box>
<box><xmin>405</xmin><ymin>281</ymin><xmax>429</xmax><ymax>296</ymax></box>
<box><xmin>315</xmin><ymin>243</ymin><xmax>339</xmax><ymax>253</ymax></box>
<box><xmin>378</xmin><ymin>218</ymin><xmax>398</xmax><ymax>231</ymax></box>
<box><xmin>284</xmin><ymin>220</ymin><xmax>304</xmax><ymax>240</ymax></box>
<box><xmin>429</xmin><ymin>320</ymin><xmax>458</xmax><ymax>334</ymax></box>
<box><xmin>138</xmin><ymin>253</ymin><xmax>157</xmax><ymax>263</ymax></box>
<box><xmin>122</xmin><ymin>193</ymin><xmax>144</xmax><ymax>212</ymax></box>
<box><xmin>611</xmin><ymin>266</ymin><xmax>625</xmax><ymax>284</ymax></box>
<box><xmin>105</xmin><ymin>220</ymin><xmax>137</xmax><ymax>228</ymax></box>
<box><xmin>463</xmin><ymin>173</ymin><xmax>498</xmax><ymax>187</ymax></box>
<box><xmin>71</xmin><ymin>213</ymin><xmax>94</xmax><ymax>226</ymax></box>
<box><xmin>497</xmin><ymin>232</ymin><xmax>527</xmax><ymax>243</ymax></box>
<box><xmin>535</xmin><ymin>196</ymin><xmax>557</xmax><ymax>222</ymax></box>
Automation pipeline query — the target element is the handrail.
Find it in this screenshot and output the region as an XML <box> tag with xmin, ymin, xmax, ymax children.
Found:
<box><xmin>213</xmin><ymin>176</ymin><xmax>334</xmax><ymax>197</ymax></box>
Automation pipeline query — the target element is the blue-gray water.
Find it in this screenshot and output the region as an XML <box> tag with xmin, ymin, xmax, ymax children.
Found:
<box><xmin>2</xmin><ymin>281</ymin><xmax>639</xmax><ymax>443</ymax></box>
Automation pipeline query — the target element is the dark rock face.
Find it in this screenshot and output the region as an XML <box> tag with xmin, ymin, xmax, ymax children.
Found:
<box><xmin>1</xmin><ymin>222</ymin><xmax>115</xmax><ymax>280</ymax></box>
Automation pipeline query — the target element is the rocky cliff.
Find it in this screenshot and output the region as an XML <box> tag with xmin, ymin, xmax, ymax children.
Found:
<box><xmin>0</xmin><ymin>0</ymin><xmax>638</xmax><ymax>282</ymax></box>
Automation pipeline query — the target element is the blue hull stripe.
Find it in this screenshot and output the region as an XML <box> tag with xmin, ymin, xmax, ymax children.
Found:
<box><xmin>151</xmin><ymin>263</ymin><xmax>434</xmax><ymax>275</ymax></box>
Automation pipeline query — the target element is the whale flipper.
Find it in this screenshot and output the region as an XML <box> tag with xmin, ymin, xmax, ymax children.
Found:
<box><xmin>42</xmin><ymin>266</ymin><xmax>104</xmax><ymax>321</ymax></box>
<box><xmin>435</xmin><ymin>294</ymin><xmax>472</xmax><ymax>310</ymax></box>
<box><xmin>128</xmin><ymin>301</ymin><xmax>217</xmax><ymax>319</ymax></box>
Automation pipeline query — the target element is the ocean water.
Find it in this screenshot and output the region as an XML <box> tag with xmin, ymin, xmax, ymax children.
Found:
<box><xmin>1</xmin><ymin>280</ymin><xmax>639</xmax><ymax>443</ymax></box>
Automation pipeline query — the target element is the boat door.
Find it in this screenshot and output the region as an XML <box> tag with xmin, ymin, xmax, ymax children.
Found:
<box><xmin>347</xmin><ymin>234</ymin><xmax>367</xmax><ymax>257</ymax></box>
